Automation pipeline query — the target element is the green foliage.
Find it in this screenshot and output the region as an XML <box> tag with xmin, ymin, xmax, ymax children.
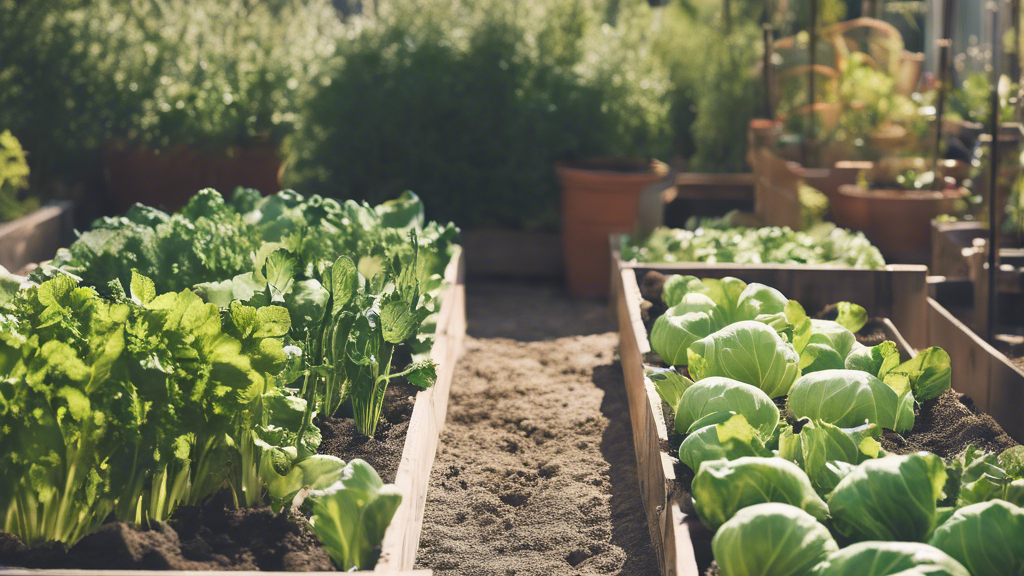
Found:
<box><xmin>0</xmin><ymin>273</ymin><xmax>291</xmax><ymax>544</ymax></box>
<box><xmin>712</xmin><ymin>502</ymin><xmax>838</xmax><ymax>576</ymax></box>
<box><xmin>307</xmin><ymin>459</ymin><xmax>403</xmax><ymax>571</ymax></box>
<box><xmin>692</xmin><ymin>457</ymin><xmax>829</xmax><ymax>530</ymax></box>
<box><xmin>287</xmin><ymin>0</ymin><xmax>671</xmax><ymax>230</ymax></box>
<box><xmin>0</xmin><ymin>130</ymin><xmax>38</xmax><ymax>223</ymax></box>
<box><xmin>827</xmin><ymin>453</ymin><xmax>948</xmax><ymax>543</ymax></box>
<box><xmin>778</xmin><ymin>420</ymin><xmax>883</xmax><ymax>496</ymax></box>
<box><xmin>688</xmin><ymin>321</ymin><xmax>801</xmax><ymax>398</ymax></box>
<box><xmin>811</xmin><ymin>542</ymin><xmax>971</xmax><ymax>576</ymax></box>
<box><xmin>0</xmin><ymin>0</ymin><xmax>341</xmax><ymax>186</ymax></box>
<box><xmin>928</xmin><ymin>500</ymin><xmax>1024</xmax><ymax>576</ymax></box>
<box><xmin>622</xmin><ymin>223</ymin><xmax>886</xmax><ymax>269</ymax></box>
<box><xmin>673</xmin><ymin>377</ymin><xmax>779</xmax><ymax>439</ymax></box>
<box><xmin>787</xmin><ymin>369</ymin><xmax>912</xmax><ymax>433</ymax></box>
<box><xmin>678</xmin><ymin>414</ymin><xmax>773</xmax><ymax>472</ymax></box>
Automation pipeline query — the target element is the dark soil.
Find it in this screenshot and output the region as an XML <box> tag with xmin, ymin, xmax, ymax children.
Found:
<box><xmin>415</xmin><ymin>281</ymin><xmax>659</xmax><ymax>576</ymax></box>
<box><xmin>880</xmin><ymin>389</ymin><xmax>1017</xmax><ymax>458</ymax></box>
<box><xmin>318</xmin><ymin>380</ymin><xmax>418</xmax><ymax>483</ymax></box>
<box><xmin>0</xmin><ymin>498</ymin><xmax>333</xmax><ymax>570</ymax></box>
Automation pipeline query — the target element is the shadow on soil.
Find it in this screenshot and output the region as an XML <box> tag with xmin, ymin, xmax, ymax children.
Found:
<box><xmin>466</xmin><ymin>279</ymin><xmax>614</xmax><ymax>341</ymax></box>
<box><xmin>593</xmin><ymin>363</ymin><xmax>661</xmax><ymax>576</ymax></box>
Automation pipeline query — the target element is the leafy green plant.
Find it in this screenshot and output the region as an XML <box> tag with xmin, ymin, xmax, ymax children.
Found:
<box><xmin>778</xmin><ymin>419</ymin><xmax>883</xmax><ymax>496</ymax></box>
<box><xmin>623</xmin><ymin>223</ymin><xmax>886</xmax><ymax>269</ymax></box>
<box><xmin>0</xmin><ymin>130</ymin><xmax>38</xmax><ymax>223</ymax></box>
<box><xmin>787</xmin><ymin>369</ymin><xmax>914</xmax><ymax>433</ymax></box>
<box><xmin>692</xmin><ymin>457</ymin><xmax>829</xmax><ymax>530</ymax></box>
<box><xmin>306</xmin><ymin>459</ymin><xmax>403</xmax><ymax>571</ymax></box>
<box><xmin>688</xmin><ymin>321</ymin><xmax>801</xmax><ymax>398</ymax></box>
<box><xmin>827</xmin><ymin>453</ymin><xmax>948</xmax><ymax>543</ymax></box>
<box><xmin>712</xmin><ymin>502</ymin><xmax>838</xmax><ymax>576</ymax></box>
<box><xmin>671</xmin><ymin>377</ymin><xmax>779</xmax><ymax>439</ymax></box>
<box><xmin>287</xmin><ymin>0</ymin><xmax>671</xmax><ymax>230</ymax></box>
<box><xmin>927</xmin><ymin>500</ymin><xmax>1024</xmax><ymax>575</ymax></box>
<box><xmin>811</xmin><ymin>541</ymin><xmax>971</xmax><ymax>576</ymax></box>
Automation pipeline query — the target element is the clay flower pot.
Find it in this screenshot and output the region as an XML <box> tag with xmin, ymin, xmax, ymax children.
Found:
<box><xmin>557</xmin><ymin>158</ymin><xmax>669</xmax><ymax>297</ymax></box>
<box><xmin>834</xmin><ymin>184</ymin><xmax>967</xmax><ymax>264</ymax></box>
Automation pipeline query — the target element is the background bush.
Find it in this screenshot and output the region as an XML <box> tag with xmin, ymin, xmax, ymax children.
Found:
<box><xmin>0</xmin><ymin>0</ymin><xmax>342</xmax><ymax>191</ymax></box>
<box><xmin>286</xmin><ymin>0</ymin><xmax>672</xmax><ymax>230</ymax></box>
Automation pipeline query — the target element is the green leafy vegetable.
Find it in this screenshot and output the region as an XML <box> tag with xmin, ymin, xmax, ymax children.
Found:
<box><xmin>928</xmin><ymin>500</ymin><xmax>1024</xmax><ymax>576</ymax></box>
<box><xmin>787</xmin><ymin>370</ymin><xmax>910</xmax><ymax>432</ymax></box>
<box><xmin>778</xmin><ymin>419</ymin><xmax>883</xmax><ymax>496</ymax></box>
<box><xmin>692</xmin><ymin>457</ymin><xmax>829</xmax><ymax>530</ymax></box>
<box><xmin>678</xmin><ymin>415</ymin><xmax>772</xmax><ymax>472</ymax></box>
<box><xmin>687</xmin><ymin>321</ymin><xmax>801</xmax><ymax>397</ymax></box>
<box><xmin>811</xmin><ymin>542</ymin><xmax>971</xmax><ymax>576</ymax></box>
<box><xmin>827</xmin><ymin>453</ymin><xmax>948</xmax><ymax>543</ymax></box>
<box><xmin>673</xmin><ymin>377</ymin><xmax>779</xmax><ymax>439</ymax></box>
<box><xmin>712</xmin><ymin>502</ymin><xmax>838</xmax><ymax>576</ymax></box>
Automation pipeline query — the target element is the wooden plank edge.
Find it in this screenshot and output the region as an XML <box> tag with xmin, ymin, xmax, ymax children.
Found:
<box><xmin>374</xmin><ymin>249</ymin><xmax>466</xmax><ymax>572</ymax></box>
<box><xmin>0</xmin><ymin>203</ymin><xmax>70</xmax><ymax>238</ymax></box>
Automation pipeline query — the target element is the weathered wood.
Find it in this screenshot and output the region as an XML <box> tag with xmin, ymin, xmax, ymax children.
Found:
<box><xmin>671</xmin><ymin>173</ymin><xmax>755</xmax><ymax>201</ymax></box>
<box><xmin>461</xmin><ymin>229</ymin><xmax>561</xmax><ymax>278</ymax></box>
<box><xmin>752</xmin><ymin>148</ymin><xmax>803</xmax><ymax>230</ymax></box>
<box><xmin>0</xmin><ymin>251</ymin><xmax>466</xmax><ymax>576</ymax></box>
<box><xmin>0</xmin><ymin>202</ymin><xmax>73</xmax><ymax>274</ymax></box>
<box><xmin>614</xmin><ymin>259</ymin><xmax>925</xmax><ymax>576</ymax></box>
<box><xmin>375</xmin><ymin>249</ymin><xmax>466</xmax><ymax>573</ymax></box>
<box><xmin>926</xmin><ymin>297</ymin><xmax>1024</xmax><ymax>442</ymax></box>
<box><xmin>931</xmin><ymin>220</ymin><xmax>986</xmax><ymax>278</ymax></box>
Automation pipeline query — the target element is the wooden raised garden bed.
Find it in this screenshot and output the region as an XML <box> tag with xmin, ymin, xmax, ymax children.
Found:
<box><xmin>613</xmin><ymin>260</ymin><xmax>1021</xmax><ymax>576</ymax></box>
<box><xmin>0</xmin><ymin>249</ymin><xmax>467</xmax><ymax>576</ymax></box>
<box><xmin>662</xmin><ymin>173</ymin><xmax>754</xmax><ymax>229</ymax></box>
<box><xmin>0</xmin><ymin>202</ymin><xmax>73</xmax><ymax>275</ymax></box>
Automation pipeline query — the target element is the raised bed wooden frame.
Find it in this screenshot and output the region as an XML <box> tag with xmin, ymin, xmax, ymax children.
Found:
<box><xmin>613</xmin><ymin>260</ymin><xmax>922</xmax><ymax>576</ymax></box>
<box><xmin>0</xmin><ymin>249</ymin><xmax>467</xmax><ymax>576</ymax></box>
<box><xmin>0</xmin><ymin>202</ymin><xmax>74</xmax><ymax>275</ymax></box>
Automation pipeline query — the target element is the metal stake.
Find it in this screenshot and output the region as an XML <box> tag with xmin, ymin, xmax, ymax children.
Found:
<box><xmin>934</xmin><ymin>0</ymin><xmax>956</xmax><ymax>187</ymax></box>
<box><xmin>989</xmin><ymin>2</ymin><xmax>1003</xmax><ymax>342</ymax></box>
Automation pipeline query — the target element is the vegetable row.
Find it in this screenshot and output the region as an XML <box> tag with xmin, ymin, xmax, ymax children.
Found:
<box><xmin>0</xmin><ymin>188</ymin><xmax>459</xmax><ymax>570</ymax></box>
<box><xmin>644</xmin><ymin>274</ymin><xmax>1023</xmax><ymax>576</ymax></box>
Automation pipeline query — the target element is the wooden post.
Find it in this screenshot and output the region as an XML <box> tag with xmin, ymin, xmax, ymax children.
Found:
<box><xmin>764</xmin><ymin>23</ymin><xmax>775</xmax><ymax>119</ymax></box>
<box><xmin>805</xmin><ymin>0</ymin><xmax>819</xmax><ymax>167</ymax></box>
<box><xmin>989</xmin><ymin>2</ymin><xmax>1003</xmax><ymax>342</ymax></box>
<box><xmin>933</xmin><ymin>0</ymin><xmax>956</xmax><ymax>187</ymax></box>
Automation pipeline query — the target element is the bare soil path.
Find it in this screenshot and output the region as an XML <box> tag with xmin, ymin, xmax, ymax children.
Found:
<box><xmin>415</xmin><ymin>280</ymin><xmax>659</xmax><ymax>576</ymax></box>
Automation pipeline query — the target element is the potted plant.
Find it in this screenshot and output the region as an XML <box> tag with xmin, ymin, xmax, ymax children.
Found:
<box><xmin>557</xmin><ymin>157</ymin><xmax>670</xmax><ymax>297</ymax></box>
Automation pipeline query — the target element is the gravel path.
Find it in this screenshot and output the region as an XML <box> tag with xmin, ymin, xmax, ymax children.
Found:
<box><xmin>415</xmin><ymin>281</ymin><xmax>659</xmax><ymax>576</ymax></box>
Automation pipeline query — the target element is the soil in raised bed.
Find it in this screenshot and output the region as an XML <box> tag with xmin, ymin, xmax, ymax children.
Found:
<box><xmin>415</xmin><ymin>280</ymin><xmax>659</xmax><ymax>576</ymax></box>
<box><xmin>0</xmin><ymin>378</ymin><xmax>419</xmax><ymax>570</ymax></box>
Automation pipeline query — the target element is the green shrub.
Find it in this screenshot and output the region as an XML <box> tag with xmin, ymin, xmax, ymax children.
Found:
<box><xmin>0</xmin><ymin>130</ymin><xmax>39</xmax><ymax>223</ymax></box>
<box><xmin>287</xmin><ymin>0</ymin><xmax>671</xmax><ymax>230</ymax></box>
<box><xmin>0</xmin><ymin>0</ymin><xmax>342</xmax><ymax>188</ymax></box>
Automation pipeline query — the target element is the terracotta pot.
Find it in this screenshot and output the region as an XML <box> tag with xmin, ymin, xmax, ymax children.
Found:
<box><xmin>104</xmin><ymin>142</ymin><xmax>283</xmax><ymax>214</ymax></box>
<box><xmin>557</xmin><ymin>158</ymin><xmax>669</xmax><ymax>297</ymax></box>
<box><xmin>835</xmin><ymin>184</ymin><xmax>967</xmax><ymax>264</ymax></box>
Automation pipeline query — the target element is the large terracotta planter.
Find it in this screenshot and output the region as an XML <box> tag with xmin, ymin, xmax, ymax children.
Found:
<box><xmin>557</xmin><ymin>158</ymin><xmax>669</xmax><ymax>297</ymax></box>
<box><xmin>834</xmin><ymin>184</ymin><xmax>967</xmax><ymax>264</ymax></box>
<box><xmin>104</xmin><ymin>142</ymin><xmax>283</xmax><ymax>214</ymax></box>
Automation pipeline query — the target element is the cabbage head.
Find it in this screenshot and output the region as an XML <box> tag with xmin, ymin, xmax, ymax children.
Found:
<box><xmin>673</xmin><ymin>377</ymin><xmax>779</xmax><ymax>439</ymax></box>
<box><xmin>787</xmin><ymin>369</ymin><xmax>912</xmax><ymax>432</ymax></box>
<box><xmin>828</xmin><ymin>453</ymin><xmax>947</xmax><ymax>543</ymax></box>
<box><xmin>687</xmin><ymin>321</ymin><xmax>801</xmax><ymax>397</ymax></box>
<box><xmin>712</xmin><ymin>502</ymin><xmax>838</xmax><ymax>576</ymax></box>
<box><xmin>811</xmin><ymin>541</ymin><xmax>970</xmax><ymax>576</ymax></box>
<box><xmin>692</xmin><ymin>456</ymin><xmax>829</xmax><ymax>529</ymax></box>
<box><xmin>928</xmin><ymin>500</ymin><xmax>1024</xmax><ymax>576</ymax></box>
<box><xmin>678</xmin><ymin>414</ymin><xmax>771</xmax><ymax>472</ymax></box>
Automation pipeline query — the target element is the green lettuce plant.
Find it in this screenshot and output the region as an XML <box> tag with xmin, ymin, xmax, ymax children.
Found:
<box><xmin>711</xmin><ymin>502</ymin><xmax>838</xmax><ymax>576</ymax></box>
<box><xmin>678</xmin><ymin>414</ymin><xmax>773</xmax><ymax>472</ymax></box>
<box><xmin>827</xmin><ymin>453</ymin><xmax>948</xmax><ymax>543</ymax></box>
<box><xmin>928</xmin><ymin>500</ymin><xmax>1024</xmax><ymax>576</ymax></box>
<box><xmin>671</xmin><ymin>377</ymin><xmax>779</xmax><ymax>439</ymax></box>
<box><xmin>811</xmin><ymin>542</ymin><xmax>971</xmax><ymax>576</ymax></box>
<box><xmin>307</xmin><ymin>459</ymin><xmax>403</xmax><ymax>571</ymax></box>
<box><xmin>688</xmin><ymin>321</ymin><xmax>801</xmax><ymax>398</ymax></box>
<box><xmin>778</xmin><ymin>420</ymin><xmax>884</xmax><ymax>496</ymax></box>
<box><xmin>787</xmin><ymin>369</ymin><xmax>914</xmax><ymax>433</ymax></box>
<box><xmin>692</xmin><ymin>457</ymin><xmax>829</xmax><ymax>530</ymax></box>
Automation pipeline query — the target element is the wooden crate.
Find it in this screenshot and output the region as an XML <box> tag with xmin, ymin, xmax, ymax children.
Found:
<box><xmin>0</xmin><ymin>202</ymin><xmax>74</xmax><ymax>274</ymax></box>
<box><xmin>0</xmin><ymin>249</ymin><xmax>467</xmax><ymax>576</ymax></box>
<box><xmin>613</xmin><ymin>262</ymin><xmax>917</xmax><ymax>576</ymax></box>
<box><xmin>611</xmin><ymin>235</ymin><xmax>929</xmax><ymax>350</ymax></box>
